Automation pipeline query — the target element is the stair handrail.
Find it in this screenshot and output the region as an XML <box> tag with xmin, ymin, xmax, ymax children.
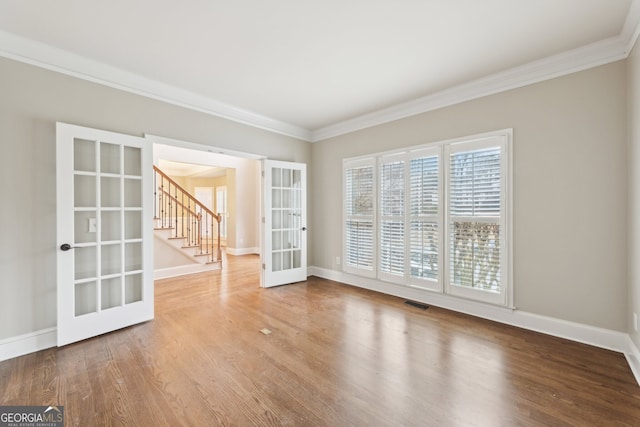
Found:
<box><xmin>154</xmin><ymin>165</ymin><xmax>222</xmax><ymax>265</ymax></box>
<box><xmin>158</xmin><ymin>186</ymin><xmax>199</xmax><ymax>217</ymax></box>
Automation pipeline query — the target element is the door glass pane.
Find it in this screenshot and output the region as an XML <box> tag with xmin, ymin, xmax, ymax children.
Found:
<box><xmin>283</xmin><ymin>168</ymin><xmax>291</xmax><ymax>188</ymax></box>
<box><xmin>101</xmin><ymin>243</ymin><xmax>121</xmax><ymax>276</ymax></box>
<box><xmin>125</xmin><ymin>274</ymin><xmax>142</xmax><ymax>304</ymax></box>
<box><xmin>291</xmin><ymin>210</ymin><xmax>301</xmax><ymax>230</ymax></box>
<box><xmin>101</xmin><ymin>177</ymin><xmax>120</xmax><ymax>207</ymax></box>
<box><xmin>75</xmin><ymin>281</ymin><xmax>97</xmax><ymax>316</ymax></box>
<box><xmin>74</xmin><ymin>175</ymin><xmax>96</xmax><ymax>208</ymax></box>
<box><xmin>125</xmin><ymin>242</ymin><xmax>142</xmax><ymax>272</ymax></box>
<box><xmin>75</xmin><ymin>246</ymin><xmax>96</xmax><ymax>280</ymax></box>
<box><xmin>100</xmin><ymin>142</ymin><xmax>120</xmax><ymax>174</ymax></box>
<box><xmin>272</xmin><ymin>231</ymin><xmax>282</xmax><ymax>250</ymax></box>
<box><xmin>124</xmin><ymin>178</ymin><xmax>142</xmax><ymax>208</ymax></box>
<box><xmin>282</xmin><ymin>189</ymin><xmax>291</xmax><ymax>208</ymax></box>
<box><xmin>124</xmin><ymin>146</ymin><xmax>141</xmax><ymax>176</ymax></box>
<box><xmin>75</xmin><ymin>211</ymin><xmax>97</xmax><ymax>244</ymax></box>
<box><xmin>283</xmin><ymin>230</ymin><xmax>292</xmax><ymax>249</ymax></box>
<box><xmin>290</xmin><ymin>229</ymin><xmax>300</xmax><ymax>249</ymax></box>
<box><xmin>272</xmin><ymin>168</ymin><xmax>282</xmax><ymax>187</ymax></box>
<box><xmin>293</xmin><ymin>250</ymin><xmax>301</xmax><ymax>269</ymax></box>
<box><xmin>282</xmin><ymin>210</ymin><xmax>291</xmax><ymax>228</ymax></box>
<box><xmin>101</xmin><ymin>211</ymin><xmax>121</xmax><ymax>241</ymax></box>
<box><xmin>292</xmin><ymin>169</ymin><xmax>301</xmax><ymax>189</ymax></box>
<box><xmin>101</xmin><ymin>277</ymin><xmax>122</xmax><ymax>310</ymax></box>
<box><xmin>272</xmin><ymin>189</ymin><xmax>281</xmax><ymax>208</ymax></box>
<box><xmin>74</xmin><ymin>139</ymin><xmax>96</xmax><ymax>172</ymax></box>
<box><xmin>272</xmin><ymin>211</ymin><xmax>281</xmax><ymax>229</ymax></box>
<box><xmin>283</xmin><ymin>251</ymin><xmax>292</xmax><ymax>270</ymax></box>
<box><xmin>125</xmin><ymin>211</ymin><xmax>142</xmax><ymax>239</ymax></box>
<box><xmin>272</xmin><ymin>252</ymin><xmax>282</xmax><ymax>272</ymax></box>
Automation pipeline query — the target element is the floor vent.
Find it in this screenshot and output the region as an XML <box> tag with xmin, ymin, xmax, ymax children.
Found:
<box><xmin>405</xmin><ymin>300</ymin><xmax>429</xmax><ymax>310</ymax></box>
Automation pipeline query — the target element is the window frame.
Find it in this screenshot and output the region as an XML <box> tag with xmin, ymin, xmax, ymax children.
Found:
<box><xmin>444</xmin><ymin>134</ymin><xmax>511</xmax><ymax>306</ymax></box>
<box><xmin>406</xmin><ymin>146</ymin><xmax>443</xmax><ymax>292</ymax></box>
<box><xmin>343</xmin><ymin>157</ymin><xmax>377</xmax><ymax>278</ymax></box>
<box><xmin>378</xmin><ymin>152</ymin><xmax>407</xmax><ymax>283</ymax></box>
<box><xmin>342</xmin><ymin>129</ymin><xmax>512</xmax><ymax>307</ymax></box>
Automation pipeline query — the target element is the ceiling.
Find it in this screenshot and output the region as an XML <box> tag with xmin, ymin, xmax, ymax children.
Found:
<box><xmin>158</xmin><ymin>159</ymin><xmax>227</xmax><ymax>179</ymax></box>
<box><xmin>0</xmin><ymin>1</ymin><xmax>638</xmax><ymax>141</ymax></box>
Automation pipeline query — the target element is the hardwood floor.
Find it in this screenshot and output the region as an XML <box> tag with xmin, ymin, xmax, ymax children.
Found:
<box><xmin>1</xmin><ymin>254</ymin><xmax>639</xmax><ymax>426</ymax></box>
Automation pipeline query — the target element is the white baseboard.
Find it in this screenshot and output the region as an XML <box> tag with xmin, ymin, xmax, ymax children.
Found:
<box><xmin>226</xmin><ymin>247</ymin><xmax>260</xmax><ymax>256</ymax></box>
<box><xmin>154</xmin><ymin>263</ymin><xmax>220</xmax><ymax>280</ymax></box>
<box><xmin>0</xmin><ymin>327</ymin><xmax>57</xmax><ymax>362</ymax></box>
<box><xmin>308</xmin><ymin>266</ymin><xmax>630</xmax><ymax>354</ymax></box>
<box><xmin>624</xmin><ymin>336</ymin><xmax>640</xmax><ymax>386</ymax></box>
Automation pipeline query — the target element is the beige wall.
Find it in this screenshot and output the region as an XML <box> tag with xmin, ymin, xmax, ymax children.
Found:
<box><xmin>312</xmin><ymin>61</ymin><xmax>628</xmax><ymax>331</ymax></box>
<box><xmin>0</xmin><ymin>57</ymin><xmax>310</xmax><ymax>340</ymax></box>
<box><xmin>628</xmin><ymin>44</ymin><xmax>640</xmax><ymax>349</ymax></box>
<box><xmin>0</xmin><ymin>50</ymin><xmax>632</xmax><ymax>343</ymax></box>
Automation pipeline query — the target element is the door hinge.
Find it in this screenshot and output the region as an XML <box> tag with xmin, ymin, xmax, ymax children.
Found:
<box><xmin>261</xmin><ymin>171</ymin><xmax>265</xmax><ymax>177</ymax></box>
<box><xmin>262</xmin><ymin>217</ymin><xmax>265</xmax><ymax>223</ymax></box>
<box><xmin>262</xmin><ymin>263</ymin><xmax>266</xmax><ymax>270</ymax></box>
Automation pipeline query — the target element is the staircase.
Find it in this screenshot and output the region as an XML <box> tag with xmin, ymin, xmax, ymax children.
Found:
<box><xmin>153</xmin><ymin>165</ymin><xmax>223</xmax><ymax>269</ymax></box>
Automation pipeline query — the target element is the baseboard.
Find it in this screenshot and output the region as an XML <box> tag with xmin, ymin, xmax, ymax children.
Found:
<box><xmin>308</xmin><ymin>266</ymin><xmax>629</xmax><ymax>354</ymax></box>
<box><xmin>624</xmin><ymin>336</ymin><xmax>640</xmax><ymax>386</ymax></box>
<box><xmin>226</xmin><ymin>247</ymin><xmax>260</xmax><ymax>256</ymax></box>
<box><xmin>0</xmin><ymin>327</ymin><xmax>57</xmax><ymax>362</ymax></box>
<box><xmin>154</xmin><ymin>263</ymin><xmax>220</xmax><ymax>280</ymax></box>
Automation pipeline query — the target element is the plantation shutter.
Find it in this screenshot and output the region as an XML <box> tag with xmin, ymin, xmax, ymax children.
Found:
<box><xmin>379</xmin><ymin>154</ymin><xmax>405</xmax><ymax>280</ymax></box>
<box><xmin>446</xmin><ymin>136</ymin><xmax>507</xmax><ymax>305</ymax></box>
<box><xmin>344</xmin><ymin>159</ymin><xmax>375</xmax><ymax>276</ymax></box>
<box><xmin>408</xmin><ymin>148</ymin><xmax>441</xmax><ymax>290</ymax></box>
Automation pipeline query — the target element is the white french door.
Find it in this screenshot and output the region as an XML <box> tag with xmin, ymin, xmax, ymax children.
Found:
<box><xmin>56</xmin><ymin>123</ymin><xmax>154</xmax><ymax>346</ymax></box>
<box><xmin>262</xmin><ymin>160</ymin><xmax>307</xmax><ymax>287</ymax></box>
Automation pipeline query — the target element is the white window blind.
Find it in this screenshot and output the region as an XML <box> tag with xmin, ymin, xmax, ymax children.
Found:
<box><xmin>379</xmin><ymin>155</ymin><xmax>405</xmax><ymax>279</ymax></box>
<box><xmin>342</xmin><ymin>130</ymin><xmax>511</xmax><ymax>306</ymax></box>
<box><xmin>409</xmin><ymin>149</ymin><xmax>440</xmax><ymax>289</ymax></box>
<box><xmin>447</xmin><ymin>137</ymin><xmax>507</xmax><ymax>305</ymax></box>
<box><xmin>344</xmin><ymin>159</ymin><xmax>375</xmax><ymax>276</ymax></box>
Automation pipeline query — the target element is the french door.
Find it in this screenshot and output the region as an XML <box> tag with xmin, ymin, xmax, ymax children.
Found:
<box><xmin>56</xmin><ymin>123</ymin><xmax>154</xmax><ymax>346</ymax></box>
<box><xmin>262</xmin><ymin>160</ymin><xmax>307</xmax><ymax>287</ymax></box>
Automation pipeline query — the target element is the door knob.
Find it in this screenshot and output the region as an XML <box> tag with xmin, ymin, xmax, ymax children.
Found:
<box><xmin>60</xmin><ymin>243</ymin><xmax>75</xmax><ymax>251</ymax></box>
<box><xmin>301</xmin><ymin>227</ymin><xmax>307</xmax><ymax>231</ymax></box>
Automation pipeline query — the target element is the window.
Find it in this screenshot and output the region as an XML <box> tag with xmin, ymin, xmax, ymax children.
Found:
<box><xmin>445</xmin><ymin>136</ymin><xmax>508</xmax><ymax>305</ymax></box>
<box><xmin>379</xmin><ymin>154</ymin><xmax>405</xmax><ymax>280</ymax></box>
<box><xmin>408</xmin><ymin>148</ymin><xmax>441</xmax><ymax>290</ymax></box>
<box><xmin>343</xmin><ymin>130</ymin><xmax>511</xmax><ymax>306</ymax></box>
<box><xmin>344</xmin><ymin>158</ymin><xmax>376</xmax><ymax>277</ymax></box>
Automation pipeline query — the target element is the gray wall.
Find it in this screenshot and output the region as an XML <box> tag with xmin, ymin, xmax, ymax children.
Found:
<box><xmin>312</xmin><ymin>61</ymin><xmax>628</xmax><ymax>331</ymax></box>
<box><xmin>0</xmin><ymin>57</ymin><xmax>311</xmax><ymax>340</ymax></box>
<box><xmin>628</xmin><ymin>44</ymin><xmax>640</xmax><ymax>348</ymax></box>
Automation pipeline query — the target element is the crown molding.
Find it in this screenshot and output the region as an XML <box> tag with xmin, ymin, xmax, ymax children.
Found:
<box><xmin>311</xmin><ymin>34</ymin><xmax>630</xmax><ymax>142</ymax></box>
<box><xmin>623</xmin><ymin>0</ymin><xmax>640</xmax><ymax>54</ymax></box>
<box><xmin>311</xmin><ymin>0</ymin><xmax>640</xmax><ymax>142</ymax></box>
<box><xmin>1</xmin><ymin>0</ymin><xmax>640</xmax><ymax>145</ymax></box>
<box><xmin>0</xmin><ymin>30</ymin><xmax>312</xmax><ymax>142</ymax></box>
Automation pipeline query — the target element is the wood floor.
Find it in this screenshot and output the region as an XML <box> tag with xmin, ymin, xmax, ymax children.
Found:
<box><xmin>1</xmin><ymin>254</ymin><xmax>639</xmax><ymax>426</ymax></box>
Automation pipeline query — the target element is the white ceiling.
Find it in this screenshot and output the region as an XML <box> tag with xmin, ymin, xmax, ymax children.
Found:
<box><xmin>0</xmin><ymin>1</ymin><xmax>638</xmax><ymax>141</ymax></box>
<box><xmin>158</xmin><ymin>159</ymin><xmax>227</xmax><ymax>179</ymax></box>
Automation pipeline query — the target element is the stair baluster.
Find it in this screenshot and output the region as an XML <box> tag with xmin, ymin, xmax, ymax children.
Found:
<box><xmin>153</xmin><ymin>165</ymin><xmax>222</xmax><ymax>267</ymax></box>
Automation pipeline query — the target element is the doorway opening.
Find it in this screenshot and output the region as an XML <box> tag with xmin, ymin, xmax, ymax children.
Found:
<box><xmin>149</xmin><ymin>136</ymin><xmax>263</xmax><ymax>281</ymax></box>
